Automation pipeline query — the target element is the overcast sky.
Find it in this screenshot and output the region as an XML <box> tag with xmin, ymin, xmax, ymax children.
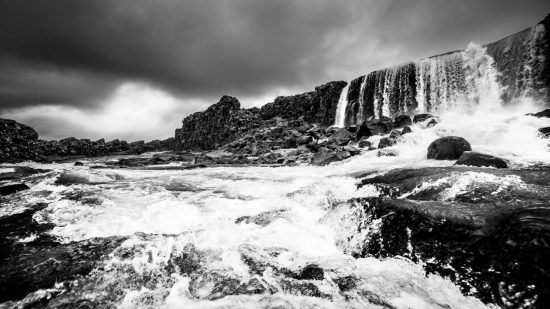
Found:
<box><xmin>1</xmin><ymin>0</ymin><xmax>549</xmax><ymax>141</ymax></box>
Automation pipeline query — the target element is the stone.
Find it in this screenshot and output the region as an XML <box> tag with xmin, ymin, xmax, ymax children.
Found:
<box><xmin>455</xmin><ymin>151</ymin><xmax>508</xmax><ymax>168</ymax></box>
<box><xmin>378</xmin><ymin>137</ymin><xmax>396</xmax><ymax>149</ymax></box>
<box><xmin>413</xmin><ymin>113</ymin><xmax>434</xmax><ymax>123</ymax></box>
<box><xmin>310</xmin><ymin>148</ymin><xmax>339</xmax><ymax>166</ymax></box>
<box><xmin>328</xmin><ymin>128</ymin><xmax>354</xmax><ymax>146</ymax></box>
<box><xmin>426</xmin><ymin>119</ymin><xmax>438</xmax><ymax>127</ymax></box>
<box><xmin>532</xmin><ymin>109</ymin><xmax>550</xmax><ymax>118</ymax></box>
<box><xmin>401</xmin><ymin>126</ymin><xmax>412</xmax><ymax>135</ymax></box>
<box><xmin>539</xmin><ymin>127</ymin><xmax>550</xmax><ymax>138</ymax></box>
<box><xmin>0</xmin><ymin>118</ymin><xmax>43</xmax><ymax>163</ymax></box>
<box><xmin>394</xmin><ymin>115</ymin><xmax>412</xmax><ymax>127</ymax></box>
<box><xmin>427</xmin><ymin>136</ymin><xmax>472</xmax><ymax>160</ymax></box>
<box><xmin>0</xmin><ymin>183</ymin><xmax>30</xmax><ymax>196</ymax></box>
<box><xmin>358</xmin><ymin>139</ymin><xmax>371</xmax><ymax>148</ymax></box>
<box><xmin>363</xmin><ymin>116</ymin><xmax>394</xmax><ymax>135</ymax></box>
<box><xmin>74</xmin><ymin>161</ymin><xmax>84</xmax><ymax>166</ymax></box>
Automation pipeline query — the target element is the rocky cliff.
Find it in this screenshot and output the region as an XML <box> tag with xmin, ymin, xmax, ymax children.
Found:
<box><xmin>175</xmin><ymin>81</ymin><xmax>347</xmax><ymax>150</ymax></box>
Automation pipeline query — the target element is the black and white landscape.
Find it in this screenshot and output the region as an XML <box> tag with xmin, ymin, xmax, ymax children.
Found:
<box><xmin>1</xmin><ymin>1</ymin><xmax>550</xmax><ymax>308</ymax></box>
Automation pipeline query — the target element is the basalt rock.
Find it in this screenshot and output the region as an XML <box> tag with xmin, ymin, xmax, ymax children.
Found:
<box><xmin>455</xmin><ymin>151</ymin><xmax>508</xmax><ymax>168</ymax></box>
<box><xmin>0</xmin><ymin>118</ymin><xmax>43</xmax><ymax>163</ymax></box>
<box><xmin>427</xmin><ymin>136</ymin><xmax>472</xmax><ymax>160</ymax></box>
<box><xmin>175</xmin><ymin>96</ymin><xmax>261</xmax><ymax>150</ymax></box>
<box><xmin>393</xmin><ymin>115</ymin><xmax>412</xmax><ymax>127</ymax></box>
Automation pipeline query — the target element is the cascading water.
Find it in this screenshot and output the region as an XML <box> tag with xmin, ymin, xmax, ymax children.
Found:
<box><xmin>332</xmin><ymin>84</ymin><xmax>349</xmax><ymax>127</ymax></box>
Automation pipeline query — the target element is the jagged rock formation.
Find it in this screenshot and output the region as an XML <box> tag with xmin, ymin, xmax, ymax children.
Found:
<box><xmin>175</xmin><ymin>82</ymin><xmax>347</xmax><ymax>150</ymax></box>
<box><xmin>0</xmin><ymin>119</ymin><xmax>43</xmax><ymax>163</ymax></box>
<box><xmin>175</xmin><ymin>95</ymin><xmax>261</xmax><ymax>150</ymax></box>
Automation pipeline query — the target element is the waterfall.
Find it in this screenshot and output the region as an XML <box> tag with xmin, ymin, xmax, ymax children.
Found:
<box><xmin>333</xmin><ymin>84</ymin><xmax>349</xmax><ymax>127</ymax></box>
<box><xmin>343</xmin><ymin>42</ymin><xmax>512</xmax><ymax>126</ymax></box>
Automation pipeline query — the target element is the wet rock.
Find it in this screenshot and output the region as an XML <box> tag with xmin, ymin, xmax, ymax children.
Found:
<box><xmin>389</xmin><ymin>130</ymin><xmax>401</xmax><ymax>139</ymax></box>
<box><xmin>328</xmin><ymin>128</ymin><xmax>354</xmax><ymax>146</ymax></box>
<box><xmin>532</xmin><ymin>108</ymin><xmax>550</xmax><ymax>118</ymax></box>
<box><xmin>401</xmin><ymin>126</ymin><xmax>412</xmax><ymax>135</ymax></box>
<box><xmin>74</xmin><ymin>161</ymin><xmax>84</xmax><ymax>166</ymax></box>
<box><xmin>0</xmin><ymin>183</ymin><xmax>30</xmax><ymax>196</ymax></box>
<box><xmin>378</xmin><ymin>137</ymin><xmax>396</xmax><ymax>149</ymax></box>
<box><xmin>539</xmin><ymin>126</ymin><xmax>550</xmax><ymax>138</ymax></box>
<box><xmin>377</xmin><ymin>149</ymin><xmax>397</xmax><ymax>157</ymax></box>
<box><xmin>413</xmin><ymin>113</ymin><xmax>434</xmax><ymax>123</ymax></box>
<box><xmin>54</xmin><ymin>172</ymin><xmax>90</xmax><ymax>185</ymax></box>
<box><xmin>353</xmin><ymin>197</ymin><xmax>550</xmax><ymax>309</ymax></box>
<box><xmin>426</xmin><ymin>118</ymin><xmax>438</xmax><ymax>127</ymax></box>
<box><xmin>455</xmin><ymin>151</ymin><xmax>508</xmax><ymax>168</ymax></box>
<box><xmin>427</xmin><ymin>136</ymin><xmax>472</xmax><ymax>160</ymax></box>
<box><xmin>362</xmin><ymin>116</ymin><xmax>394</xmax><ymax>135</ymax></box>
<box><xmin>294</xmin><ymin>264</ymin><xmax>324</xmax><ymax>280</ymax></box>
<box><xmin>357</xmin><ymin>138</ymin><xmax>371</xmax><ymax>149</ymax></box>
<box><xmin>0</xmin><ymin>235</ymin><xmax>125</xmax><ymax>303</ymax></box>
<box><xmin>394</xmin><ymin>115</ymin><xmax>412</xmax><ymax>127</ymax></box>
<box><xmin>310</xmin><ymin>148</ymin><xmax>339</xmax><ymax>166</ymax></box>
<box><xmin>235</xmin><ymin>209</ymin><xmax>288</xmax><ymax>226</ymax></box>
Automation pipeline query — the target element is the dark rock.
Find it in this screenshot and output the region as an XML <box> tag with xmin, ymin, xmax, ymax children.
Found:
<box><xmin>377</xmin><ymin>149</ymin><xmax>397</xmax><ymax>157</ymax></box>
<box><xmin>328</xmin><ymin>128</ymin><xmax>354</xmax><ymax>146</ymax></box>
<box><xmin>413</xmin><ymin>113</ymin><xmax>434</xmax><ymax>123</ymax></box>
<box><xmin>235</xmin><ymin>209</ymin><xmax>288</xmax><ymax>226</ymax></box>
<box><xmin>394</xmin><ymin>115</ymin><xmax>412</xmax><ymax>127</ymax></box>
<box><xmin>455</xmin><ymin>151</ymin><xmax>508</xmax><ymax>168</ymax></box>
<box><xmin>426</xmin><ymin>119</ymin><xmax>438</xmax><ymax>127</ymax></box>
<box><xmin>74</xmin><ymin>161</ymin><xmax>84</xmax><ymax>166</ymax></box>
<box><xmin>401</xmin><ymin>126</ymin><xmax>412</xmax><ymax>135</ymax></box>
<box><xmin>378</xmin><ymin>137</ymin><xmax>396</xmax><ymax>149</ymax></box>
<box><xmin>532</xmin><ymin>109</ymin><xmax>550</xmax><ymax>118</ymax></box>
<box><xmin>54</xmin><ymin>172</ymin><xmax>90</xmax><ymax>186</ymax></box>
<box><xmin>355</xmin><ymin>123</ymin><xmax>372</xmax><ymax>140</ymax></box>
<box><xmin>295</xmin><ymin>264</ymin><xmax>324</xmax><ymax>280</ymax></box>
<box><xmin>539</xmin><ymin>126</ymin><xmax>550</xmax><ymax>138</ymax></box>
<box><xmin>0</xmin><ymin>118</ymin><xmax>43</xmax><ymax>163</ymax></box>
<box><xmin>0</xmin><ymin>183</ymin><xmax>30</xmax><ymax>196</ymax></box>
<box><xmin>363</xmin><ymin>116</ymin><xmax>394</xmax><ymax>135</ymax></box>
<box><xmin>389</xmin><ymin>130</ymin><xmax>401</xmax><ymax>139</ymax></box>
<box><xmin>358</xmin><ymin>139</ymin><xmax>371</xmax><ymax>148</ymax></box>
<box><xmin>427</xmin><ymin>136</ymin><xmax>472</xmax><ymax>160</ymax></box>
<box><xmin>310</xmin><ymin>148</ymin><xmax>339</xmax><ymax>166</ymax></box>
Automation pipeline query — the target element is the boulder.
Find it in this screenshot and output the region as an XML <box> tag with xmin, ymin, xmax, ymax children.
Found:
<box><xmin>413</xmin><ymin>113</ymin><xmax>434</xmax><ymax>123</ymax></box>
<box><xmin>455</xmin><ymin>151</ymin><xmax>508</xmax><ymax>168</ymax></box>
<box><xmin>532</xmin><ymin>109</ymin><xmax>550</xmax><ymax>118</ymax></box>
<box><xmin>328</xmin><ymin>128</ymin><xmax>354</xmax><ymax>146</ymax></box>
<box><xmin>310</xmin><ymin>148</ymin><xmax>339</xmax><ymax>166</ymax></box>
<box><xmin>394</xmin><ymin>115</ymin><xmax>412</xmax><ymax>127</ymax></box>
<box><xmin>378</xmin><ymin>137</ymin><xmax>396</xmax><ymax>149</ymax></box>
<box><xmin>426</xmin><ymin>119</ymin><xmax>438</xmax><ymax>127</ymax></box>
<box><xmin>427</xmin><ymin>136</ymin><xmax>472</xmax><ymax>160</ymax></box>
<box><xmin>539</xmin><ymin>127</ymin><xmax>550</xmax><ymax>138</ymax></box>
<box><xmin>363</xmin><ymin>116</ymin><xmax>394</xmax><ymax>135</ymax></box>
<box><xmin>357</xmin><ymin>138</ymin><xmax>371</xmax><ymax>148</ymax></box>
<box><xmin>401</xmin><ymin>126</ymin><xmax>412</xmax><ymax>135</ymax></box>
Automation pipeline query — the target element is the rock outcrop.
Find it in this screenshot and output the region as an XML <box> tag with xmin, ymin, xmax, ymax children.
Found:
<box><xmin>0</xmin><ymin>119</ymin><xmax>43</xmax><ymax>163</ymax></box>
<box><xmin>175</xmin><ymin>96</ymin><xmax>261</xmax><ymax>150</ymax></box>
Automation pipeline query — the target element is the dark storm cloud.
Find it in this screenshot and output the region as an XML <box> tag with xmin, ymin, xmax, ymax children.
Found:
<box><xmin>1</xmin><ymin>0</ymin><xmax>550</xmax><ymax>139</ymax></box>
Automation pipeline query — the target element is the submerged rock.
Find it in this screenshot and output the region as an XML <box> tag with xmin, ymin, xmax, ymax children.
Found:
<box><xmin>378</xmin><ymin>137</ymin><xmax>396</xmax><ymax>149</ymax></box>
<box><xmin>427</xmin><ymin>136</ymin><xmax>472</xmax><ymax>160</ymax></box>
<box><xmin>0</xmin><ymin>183</ymin><xmax>30</xmax><ymax>196</ymax></box>
<box><xmin>455</xmin><ymin>151</ymin><xmax>508</xmax><ymax>168</ymax></box>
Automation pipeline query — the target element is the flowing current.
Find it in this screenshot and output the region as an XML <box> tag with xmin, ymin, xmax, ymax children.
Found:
<box><xmin>1</xmin><ymin>43</ymin><xmax>550</xmax><ymax>308</ymax></box>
